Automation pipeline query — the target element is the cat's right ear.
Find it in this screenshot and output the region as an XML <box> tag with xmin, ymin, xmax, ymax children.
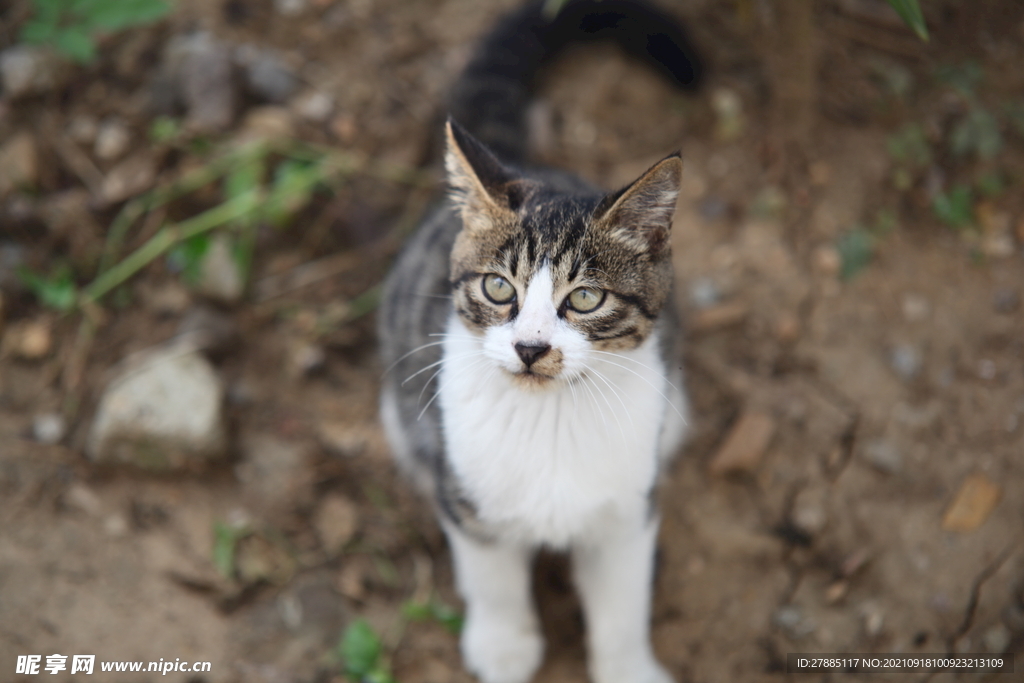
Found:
<box><xmin>444</xmin><ymin>118</ymin><xmax>514</xmax><ymax>221</ymax></box>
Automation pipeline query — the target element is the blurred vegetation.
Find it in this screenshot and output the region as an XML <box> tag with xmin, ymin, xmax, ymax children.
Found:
<box><xmin>20</xmin><ymin>0</ymin><xmax>171</xmax><ymax>63</ymax></box>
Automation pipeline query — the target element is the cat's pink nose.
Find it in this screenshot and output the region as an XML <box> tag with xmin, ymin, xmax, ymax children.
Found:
<box><xmin>514</xmin><ymin>342</ymin><xmax>550</xmax><ymax>367</ymax></box>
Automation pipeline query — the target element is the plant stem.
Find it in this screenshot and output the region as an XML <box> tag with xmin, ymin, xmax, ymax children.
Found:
<box><xmin>83</xmin><ymin>190</ymin><xmax>261</xmax><ymax>305</ymax></box>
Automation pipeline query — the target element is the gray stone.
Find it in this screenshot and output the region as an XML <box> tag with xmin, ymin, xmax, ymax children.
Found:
<box><xmin>32</xmin><ymin>413</ymin><xmax>66</xmax><ymax>444</ymax></box>
<box><xmin>861</xmin><ymin>438</ymin><xmax>902</xmax><ymax>474</ymax></box>
<box><xmin>195</xmin><ymin>233</ymin><xmax>246</xmax><ymax>304</ymax></box>
<box><xmin>888</xmin><ymin>343</ymin><xmax>922</xmax><ymax>380</ymax></box>
<box><xmin>239</xmin><ymin>46</ymin><xmax>298</xmax><ymax>104</ymax></box>
<box><xmin>93</xmin><ymin>118</ymin><xmax>132</xmax><ymax>161</ymax></box>
<box><xmin>774</xmin><ymin>605</ymin><xmax>816</xmax><ymax>639</ymax></box>
<box><xmin>0</xmin><ymin>46</ymin><xmax>65</xmax><ymax>99</ymax></box>
<box><xmin>99</xmin><ymin>152</ymin><xmax>157</xmax><ymax>205</ymax></box>
<box><xmin>165</xmin><ymin>32</ymin><xmax>237</xmax><ymax>132</ymax></box>
<box><xmin>87</xmin><ymin>343</ymin><xmax>227</xmax><ymax>470</ymax></box>
<box><xmin>688</xmin><ymin>276</ymin><xmax>720</xmax><ymax>309</ymax></box>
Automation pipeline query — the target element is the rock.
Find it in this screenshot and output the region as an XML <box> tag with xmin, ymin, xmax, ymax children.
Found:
<box><xmin>0</xmin><ymin>242</ymin><xmax>28</xmax><ymax>289</ymax></box>
<box><xmin>195</xmin><ymin>233</ymin><xmax>246</xmax><ymax>304</ymax></box>
<box><xmin>87</xmin><ymin>344</ymin><xmax>227</xmax><ymax>470</ymax></box>
<box><xmin>688</xmin><ymin>277</ymin><xmax>720</xmax><ymax>309</ymax></box>
<box><xmin>791</xmin><ymin>487</ymin><xmax>828</xmax><ymax>535</ymax></box>
<box><xmin>93</xmin><ymin>119</ymin><xmax>132</xmax><ymax>161</ymax></box>
<box><xmin>0</xmin><ymin>131</ymin><xmax>39</xmax><ymax>197</ymax></box>
<box><xmin>313</xmin><ymin>494</ymin><xmax>358</xmax><ymax>556</ymax></box>
<box><xmin>901</xmin><ymin>293</ymin><xmax>930</xmax><ymax>322</ymax></box>
<box><xmin>239</xmin><ymin>105</ymin><xmax>296</xmax><ymax>142</ymax></box>
<box><xmin>235</xmin><ymin>433</ymin><xmax>314</xmax><ymax>512</ymax></box>
<box><xmin>942</xmin><ymin>473</ymin><xmax>1001</xmax><ymax>532</ymax></box>
<box><xmin>861</xmin><ymin>438</ymin><xmax>902</xmax><ymax>474</ymax></box>
<box><xmin>861</xmin><ymin>603</ymin><xmax>885</xmax><ymax>637</ymax></box>
<box><xmin>288</xmin><ymin>341</ymin><xmax>326</xmax><ymax>377</ymax></box>
<box><xmin>774</xmin><ymin>605</ymin><xmax>815</xmax><ymax>639</ymax></box>
<box><xmin>166</xmin><ymin>32</ymin><xmax>237</xmax><ymax>132</ymax></box>
<box><xmin>708</xmin><ymin>410</ymin><xmax>776</xmax><ymax>476</ymax></box>
<box><xmin>238</xmin><ymin>46</ymin><xmax>298</xmax><ymax>103</ymax></box>
<box><xmin>99</xmin><ymin>152</ymin><xmax>157</xmax><ymax>205</ymax></box>
<box><xmin>812</xmin><ymin>245</ymin><xmax>841</xmax><ymax>277</ymax></box>
<box><xmin>317</xmin><ymin>421</ymin><xmax>372</xmax><ymax>457</ymax></box>
<box><xmin>690</xmin><ymin>301</ymin><xmax>749</xmax><ymax>333</ymax></box>
<box><xmin>2</xmin><ymin>317</ymin><xmax>53</xmax><ymax>360</ymax></box>
<box><xmin>291</xmin><ymin>89</ymin><xmax>333</xmax><ymax>122</ymax></box>
<box><xmin>888</xmin><ymin>343</ymin><xmax>922</xmax><ymax>380</ymax></box>
<box><xmin>0</xmin><ymin>46</ymin><xmax>65</xmax><ymax>99</ymax></box>
<box><xmin>274</xmin><ymin>0</ymin><xmax>309</xmax><ymax>15</ymax></box>
<box><xmin>32</xmin><ymin>412</ymin><xmax>66</xmax><ymax>444</ymax></box>
<box><xmin>825</xmin><ymin>581</ymin><xmax>848</xmax><ymax>604</ymax></box>
<box><xmin>982</xmin><ymin>624</ymin><xmax>1011</xmax><ymax>653</ymax></box>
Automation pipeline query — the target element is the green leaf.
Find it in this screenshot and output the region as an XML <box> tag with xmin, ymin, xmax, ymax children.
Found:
<box><xmin>53</xmin><ymin>27</ymin><xmax>96</xmax><ymax>63</ymax></box>
<box><xmin>885</xmin><ymin>0</ymin><xmax>928</xmax><ymax>41</ymax></box>
<box><xmin>932</xmin><ymin>185</ymin><xmax>974</xmax><ymax>229</ymax></box>
<box><xmin>886</xmin><ymin>123</ymin><xmax>931</xmax><ymax>168</ymax></box>
<box><xmin>167</xmin><ymin>232</ymin><xmax>211</xmax><ymax>284</ymax></box>
<box><xmin>212</xmin><ymin>522</ymin><xmax>240</xmax><ymax>578</ymax></box>
<box><xmin>402</xmin><ymin>599</ymin><xmax>464</xmax><ymax>635</ymax></box>
<box><xmin>836</xmin><ymin>230</ymin><xmax>874</xmax><ymax>281</ymax></box>
<box><xmin>83</xmin><ymin>0</ymin><xmax>171</xmax><ymax>32</ymax></box>
<box><xmin>340</xmin><ymin>619</ymin><xmax>383</xmax><ymax>677</ymax></box>
<box><xmin>17</xmin><ymin>265</ymin><xmax>78</xmax><ymax>312</ymax></box>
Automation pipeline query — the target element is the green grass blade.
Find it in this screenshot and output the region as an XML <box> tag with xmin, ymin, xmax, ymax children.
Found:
<box><xmin>886</xmin><ymin>0</ymin><xmax>929</xmax><ymax>41</ymax></box>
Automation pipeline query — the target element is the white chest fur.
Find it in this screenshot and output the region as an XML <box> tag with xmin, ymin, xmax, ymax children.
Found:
<box><xmin>439</xmin><ymin>315</ymin><xmax>677</xmax><ymax>547</ymax></box>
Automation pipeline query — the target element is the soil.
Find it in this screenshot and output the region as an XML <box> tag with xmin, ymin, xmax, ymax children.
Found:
<box><xmin>1</xmin><ymin>1</ymin><xmax>1023</xmax><ymax>682</ymax></box>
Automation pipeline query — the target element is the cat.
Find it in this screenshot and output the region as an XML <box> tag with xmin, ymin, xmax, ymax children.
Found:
<box><xmin>378</xmin><ymin>2</ymin><xmax>701</xmax><ymax>682</ymax></box>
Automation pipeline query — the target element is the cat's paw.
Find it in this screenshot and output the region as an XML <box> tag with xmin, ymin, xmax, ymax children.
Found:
<box><xmin>591</xmin><ymin>657</ymin><xmax>675</xmax><ymax>683</ymax></box>
<box><xmin>461</xmin><ymin>615</ymin><xmax>543</xmax><ymax>683</ymax></box>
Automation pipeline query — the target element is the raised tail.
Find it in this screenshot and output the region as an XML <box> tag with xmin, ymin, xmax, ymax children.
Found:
<box><xmin>448</xmin><ymin>0</ymin><xmax>703</xmax><ymax>164</ymax></box>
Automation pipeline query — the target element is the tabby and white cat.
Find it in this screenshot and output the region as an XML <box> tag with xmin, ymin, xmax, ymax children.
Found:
<box><xmin>378</xmin><ymin>2</ymin><xmax>701</xmax><ymax>682</ymax></box>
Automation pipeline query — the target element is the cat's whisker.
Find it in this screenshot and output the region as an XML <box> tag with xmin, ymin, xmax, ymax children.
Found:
<box><xmin>382</xmin><ymin>340</ymin><xmax>449</xmax><ymax>376</ymax></box>
<box><xmin>590</xmin><ymin>355</ymin><xmax>688</xmax><ymax>424</ymax></box>
<box><xmin>590</xmin><ymin>350</ymin><xmax>685</xmax><ymax>394</ymax></box>
<box><xmin>580</xmin><ymin>366</ymin><xmax>628</xmax><ymax>445</ymax></box>
<box><xmin>586</xmin><ymin>365</ymin><xmax>636</xmax><ymax>429</ymax></box>
<box><xmin>417</xmin><ymin>357</ymin><xmax>492</xmax><ymax>420</ymax></box>
<box><xmin>401</xmin><ymin>350</ymin><xmax>486</xmax><ymax>387</ymax></box>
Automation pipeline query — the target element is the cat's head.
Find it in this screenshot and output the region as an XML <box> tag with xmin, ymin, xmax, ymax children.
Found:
<box><xmin>444</xmin><ymin>120</ymin><xmax>680</xmax><ymax>389</ymax></box>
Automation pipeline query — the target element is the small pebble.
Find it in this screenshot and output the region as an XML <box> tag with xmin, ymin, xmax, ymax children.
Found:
<box><xmin>901</xmin><ymin>293</ymin><xmax>930</xmax><ymax>322</ymax></box>
<box><xmin>243</xmin><ymin>50</ymin><xmax>298</xmax><ymax>103</ymax></box>
<box><xmin>708</xmin><ymin>410</ymin><xmax>776</xmax><ymax>476</ymax></box>
<box><xmin>104</xmin><ymin>514</ymin><xmax>130</xmax><ymax>537</ymax></box>
<box><xmin>825</xmin><ymin>581</ymin><xmax>848</xmax><ymax>604</ymax></box>
<box><xmin>861</xmin><ymin>438</ymin><xmax>902</xmax><ymax>475</ymax></box>
<box><xmin>292</xmin><ymin>90</ymin><xmax>333</xmax><ymax>122</ymax></box>
<box><xmin>888</xmin><ymin>343</ymin><xmax>922</xmax><ymax>380</ymax></box>
<box><xmin>688</xmin><ymin>277</ymin><xmax>720</xmax><ymax>309</ymax></box>
<box><xmin>774</xmin><ymin>605</ymin><xmax>815</xmax><ymax>639</ymax></box>
<box><xmin>66</xmin><ymin>114</ymin><xmax>99</xmax><ymax>145</ymax></box>
<box><xmin>863</xmin><ymin>606</ymin><xmax>885</xmax><ymax>637</ymax></box>
<box><xmin>32</xmin><ymin>413</ymin><xmax>66</xmax><ymax>444</ymax></box>
<box><xmin>942</xmin><ymin>473</ymin><xmax>1001</xmax><ymax>532</ymax></box>
<box><xmin>4</xmin><ymin>318</ymin><xmax>53</xmax><ymax>359</ymax></box>
<box><xmin>63</xmin><ymin>483</ymin><xmax>102</xmax><ymax>516</ymax></box>
<box><xmin>812</xmin><ymin>245</ymin><xmax>841</xmax><ymax>276</ymax></box>
<box><xmin>94</xmin><ymin>119</ymin><xmax>131</xmax><ymax>161</ymax></box>
<box><xmin>982</xmin><ymin>624</ymin><xmax>1011</xmax><ymax>653</ymax></box>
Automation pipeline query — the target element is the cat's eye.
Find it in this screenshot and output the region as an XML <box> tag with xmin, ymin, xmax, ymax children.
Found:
<box><xmin>567</xmin><ymin>286</ymin><xmax>604</xmax><ymax>313</ymax></box>
<box><xmin>482</xmin><ymin>274</ymin><xmax>516</xmax><ymax>304</ymax></box>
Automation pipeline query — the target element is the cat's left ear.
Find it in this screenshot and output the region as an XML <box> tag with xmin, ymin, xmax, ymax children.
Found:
<box><xmin>444</xmin><ymin>118</ymin><xmax>514</xmax><ymax>219</ymax></box>
<box><xmin>593</xmin><ymin>154</ymin><xmax>682</xmax><ymax>253</ymax></box>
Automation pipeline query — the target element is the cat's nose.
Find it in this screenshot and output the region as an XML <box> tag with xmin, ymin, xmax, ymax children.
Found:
<box><xmin>514</xmin><ymin>342</ymin><xmax>551</xmax><ymax>367</ymax></box>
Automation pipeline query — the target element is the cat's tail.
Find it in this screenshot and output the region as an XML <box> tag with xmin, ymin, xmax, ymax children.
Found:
<box><xmin>447</xmin><ymin>0</ymin><xmax>702</xmax><ymax>164</ymax></box>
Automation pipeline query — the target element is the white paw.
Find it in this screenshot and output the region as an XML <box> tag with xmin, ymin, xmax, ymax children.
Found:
<box><xmin>461</xmin><ymin>613</ymin><xmax>543</xmax><ymax>683</ymax></box>
<box><xmin>591</xmin><ymin>657</ymin><xmax>675</xmax><ymax>683</ymax></box>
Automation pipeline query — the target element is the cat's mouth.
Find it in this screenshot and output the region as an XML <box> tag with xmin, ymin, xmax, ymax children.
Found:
<box><xmin>510</xmin><ymin>368</ymin><xmax>558</xmax><ymax>388</ymax></box>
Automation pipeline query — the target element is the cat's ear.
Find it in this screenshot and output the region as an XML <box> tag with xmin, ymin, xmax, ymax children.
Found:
<box><xmin>444</xmin><ymin>118</ymin><xmax>514</xmax><ymax>220</ymax></box>
<box><xmin>594</xmin><ymin>154</ymin><xmax>682</xmax><ymax>253</ymax></box>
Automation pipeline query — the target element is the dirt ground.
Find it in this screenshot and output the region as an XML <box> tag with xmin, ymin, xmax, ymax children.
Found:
<box><xmin>1</xmin><ymin>1</ymin><xmax>1023</xmax><ymax>682</ymax></box>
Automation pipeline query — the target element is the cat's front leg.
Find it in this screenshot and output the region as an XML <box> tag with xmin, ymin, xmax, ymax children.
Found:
<box><xmin>572</xmin><ymin>514</ymin><xmax>674</xmax><ymax>683</ymax></box>
<box><xmin>443</xmin><ymin>521</ymin><xmax>544</xmax><ymax>683</ymax></box>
